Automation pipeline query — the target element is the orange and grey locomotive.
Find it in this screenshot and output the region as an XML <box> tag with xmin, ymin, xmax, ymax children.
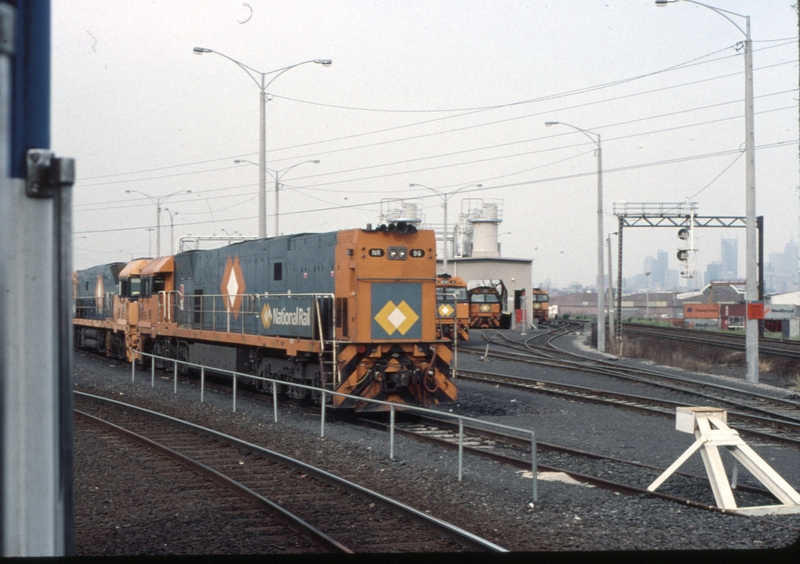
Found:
<box><xmin>73</xmin><ymin>224</ymin><xmax>457</xmax><ymax>411</ymax></box>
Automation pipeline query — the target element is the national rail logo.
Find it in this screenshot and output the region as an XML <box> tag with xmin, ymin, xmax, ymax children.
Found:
<box><xmin>374</xmin><ymin>300</ymin><xmax>419</xmax><ymax>336</ymax></box>
<box><xmin>220</xmin><ymin>255</ymin><xmax>245</xmax><ymax>319</ymax></box>
<box><xmin>438</xmin><ymin>303</ymin><xmax>455</xmax><ymax>318</ymax></box>
<box><xmin>260</xmin><ymin>304</ymin><xmax>312</xmax><ymax>329</ymax></box>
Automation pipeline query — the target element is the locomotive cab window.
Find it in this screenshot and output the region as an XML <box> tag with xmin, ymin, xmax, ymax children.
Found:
<box><xmin>153</xmin><ymin>276</ymin><xmax>165</xmax><ymax>295</ymax></box>
<box><xmin>129</xmin><ymin>277</ymin><xmax>141</xmax><ymax>299</ymax></box>
<box><xmin>141</xmin><ymin>277</ymin><xmax>151</xmax><ymax>297</ymax></box>
<box><xmin>437</xmin><ymin>288</ymin><xmax>467</xmax><ymax>302</ymax></box>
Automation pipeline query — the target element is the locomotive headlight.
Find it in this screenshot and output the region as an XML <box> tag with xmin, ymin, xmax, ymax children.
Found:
<box><xmin>387</xmin><ymin>246</ymin><xmax>408</xmax><ymax>260</ymax></box>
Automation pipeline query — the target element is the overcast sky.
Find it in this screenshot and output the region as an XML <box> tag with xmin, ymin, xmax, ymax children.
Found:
<box><xmin>54</xmin><ymin>1</ymin><xmax>799</xmax><ymax>290</ymax></box>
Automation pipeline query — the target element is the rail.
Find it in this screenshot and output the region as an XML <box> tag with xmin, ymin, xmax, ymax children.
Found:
<box><xmin>129</xmin><ymin>348</ymin><xmax>538</xmax><ymax>503</ymax></box>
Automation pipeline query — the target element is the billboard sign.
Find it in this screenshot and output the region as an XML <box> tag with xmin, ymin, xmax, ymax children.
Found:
<box><xmin>765</xmin><ymin>304</ymin><xmax>796</xmax><ymax>320</ymax></box>
<box><xmin>683</xmin><ymin>303</ymin><xmax>719</xmax><ymax>319</ymax></box>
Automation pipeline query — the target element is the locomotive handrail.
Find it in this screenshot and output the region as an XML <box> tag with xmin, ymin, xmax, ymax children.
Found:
<box><xmin>129</xmin><ymin>348</ymin><xmax>538</xmax><ymax>504</ymax></box>
<box><xmin>159</xmin><ymin>290</ymin><xmax>337</xmax><ymax>340</ymax></box>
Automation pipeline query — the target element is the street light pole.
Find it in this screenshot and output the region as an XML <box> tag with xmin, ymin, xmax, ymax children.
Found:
<box><xmin>146</xmin><ymin>228</ymin><xmax>155</xmax><ymax>257</ymax></box>
<box><xmin>126</xmin><ymin>189</ymin><xmax>191</xmax><ymax>257</ymax></box>
<box><xmin>655</xmin><ymin>0</ymin><xmax>758</xmax><ymax>382</ymax></box>
<box><xmin>194</xmin><ymin>48</ymin><xmax>331</xmax><ymax>238</ymax></box>
<box><xmin>163</xmin><ymin>208</ymin><xmax>178</xmax><ymax>255</ymax></box>
<box><xmin>409</xmin><ymin>183</ymin><xmax>482</xmax><ymax>274</ymax></box>
<box><xmin>545</xmin><ymin>121</ymin><xmax>605</xmax><ymax>353</ymax></box>
<box><xmin>645</xmin><ymin>272</ymin><xmax>651</xmax><ymax>318</ymax></box>
<box><xmin>235</xmin><ymin>159</ymin><xmax>320</xmax><ymax>236</ymax></box>
<box><xmin>607</xmin><ymin>232</ymin><xmax>616</xmax><ymax>344</ymax></box>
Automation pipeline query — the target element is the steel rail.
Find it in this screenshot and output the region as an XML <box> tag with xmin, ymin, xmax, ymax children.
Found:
<box><xmin>353</xmin><ymin>413</ymin><xmax>800</xmax><ymax>534</ymax></box>
<box><xmin>621</xmin><ymin>324</ymin><xmax>800</xmax><ymax>360</ymax></box>
<box><xmin>454</xmin><ymin>363</ymin><xmax>800</xmax><ymax>449</ymax></box>
<box><xmin>75</xmin><ymin>409</ymin><xmax>353</xmax><ymax>553</ymax></box>
<box><xmin>75</xmin><ymin>391</ymin><xmax>508</xmax><ymax>553</ymax></box>
<box><xmin>479</xmin><ymin>331</ymin><xmax>800</xmax><ymax>420</ymax></box>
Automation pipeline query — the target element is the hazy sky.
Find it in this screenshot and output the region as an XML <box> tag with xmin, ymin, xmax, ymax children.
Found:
<box><xmin>54</xmin><ymin>1</ymin><xmax>799</xmax><ymax>289</ymax></box>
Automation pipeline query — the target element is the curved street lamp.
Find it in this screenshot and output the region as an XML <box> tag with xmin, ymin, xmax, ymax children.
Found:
<box><xmin>194</xmin><ymin>47</ymin><xmax>331</xmax><ymax>238</ymax></box>
<box><xmin>654</xmin><ymin>0</ymin><xmax>758</xmax><ymax>382</ymax></box>
<box><xmin>126</xmin><ymin>189</ymin><xmax>191</xmax><ymax>257</ymax></box>
<box><xmin>408</xmin><ymin>183</ymin><xmax>482</xmax><ymax>274</ymax></box>
<box><xmin>545</xmin><ymin>120</ymin><xmax>605</xmax><ymax>353</ymax></box>
<box><xmin>235</xmin><ymin>158</ymin><xmax>320</xmax><ymax>236</ymax></box>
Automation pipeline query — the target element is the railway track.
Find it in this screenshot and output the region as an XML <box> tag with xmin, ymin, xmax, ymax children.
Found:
<box><xmin>352</xmin><ymin>413</ymin><xmax>800</xmax><ymax>533</ymax></box>
<box><xmin>460</xmin><ymin>330</ymin><xmax>800</xmax><ymax>448</ymax></box>
<box><xmin>74</xmin><ymin>392</ymin><xmax>507</xmax><ymax>553</ymax></box>
<box><xmin>620</xmin><ymin>323</ymin><xmax>800</xmax><ymax>360</ymax></box>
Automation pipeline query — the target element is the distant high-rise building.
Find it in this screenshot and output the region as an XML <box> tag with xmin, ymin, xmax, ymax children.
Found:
<box><xmin>643</xmin><ymin>250</ymin><xmax>668</xmax><ymax>290</ymax></box>
<box><xmin>765</xmin><ymin>240</ymin><xmax>799</xmax><ymax>294</ymax></box>
<box><xmin>720</xmin><ymin>238</ymin><xmax>738</xmax><ymax>280</ymax></box>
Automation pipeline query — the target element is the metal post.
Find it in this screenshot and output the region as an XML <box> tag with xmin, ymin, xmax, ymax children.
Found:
<box><xmin>390</xmin><ymin>406</ymin><xmax>395</xmax><ymax>460</ymax></box>
<box><xmin>131</xmin><ymin>352</ymin><xmax>136</xmax><ymax>382</ymax></box>
<box><xmin>1</xmin><ymin>2</ymin><xmax>74</xmax><ymax>555</ymax></box>
<box><xmin>743</xmin><ymin>20</ymin><xmax>758</xmax><ymax>383</ymax></box>
<box><xmin>259</xmin><ymin>87</ymin><xmax>266</xmax><ymax>238</ymax></box>
<box><xmin>200</xmin><ymin>367</ymin><xmax>205</xmax><ymax>403</ymax></box>
<box><xmin>458</xmin><ymin>418</ymin><xmax>464</xmax><ymax>482</ymax></box>
<box><xmin>173</xmin><ymin>361</ymin><xmax>177</xmax><ymax>393</ymax></box>
<box><xmin>531</xmin><ymin>432</ymin><xmax>538</xmax><ymax>503</ymax></box>
<box><xmin>156</xmin><ymin>205</ymin><xmax>161</xmax><ymax>257</ymax></box>
<box><xmin>544</xmin><ymin>122</ymin><xmax>603</xmax><ymax>351</ymax></box>
<box><xmin>616</xmin><ymin>218</ymin><xmax>624</xmax><ymax>341</ymax></box>
<box><xmin>232</xmin><ymin>373</ymin><xmax>237</xmax><ymax>412</ymax></box>
<box><xmin>274</xmin><ymin>172</ymin><xmax>280</xmax><ymax>236</ymax></box>
<box><xmin>273</xmin><ymin>385</ymin><xmax>278</xmax><ymax>423</ymax></box>
<box><xmin>151</xmin><ymin>356</ymin><xmax>155</xmax><ymax>385</ymax></box>
<box><xmin>607</xmin><ymin>233</ymin><xmax>615</xmax><ymax>346</ymax></box>
<box><xmin>320</xmin><ymin>393</ymin><xmax>326</xmax><ymax>438</ymax></box>
<box><xmin>442</xmin><ymin>196</ymin><xmax>449</xmax><ymax>274</ymax></box>
<box><xmin>655</xmin><ymin>0</ymin><xmax>757</xmax><ymax>380</ymax></box>
<box><xmin>596</xmin><ymin>139</ymin><xmax>605</xmax><ymax>352</ymax></box>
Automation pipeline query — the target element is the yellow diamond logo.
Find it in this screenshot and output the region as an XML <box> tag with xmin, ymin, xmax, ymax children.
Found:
<box><xmin>438</xmin><ymin>303</ymin><xmax>454</xmax><ymax>317</ymax></box>
<box><xmin>480</xmin><ymin>304</ymin><xmax>491</xmax><ymax>313</ymax></box>
<box><xmin>375</xmin><ymin>300</ymin><xmax>419</xmax><ymax>336</ymax></box>
<box><xmin>261</xmin><ymin>304</ymin><xmax>273</xmax><ymax>329</ymax></box>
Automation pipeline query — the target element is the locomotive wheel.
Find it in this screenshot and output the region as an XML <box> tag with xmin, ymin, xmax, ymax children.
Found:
<box><xmin>257</xmin><ymin>358</ymin><xmax>285</xmax><ymax>398</ymax></box>
<box><xmin>176</xmin><ymin>343</ymin><xmax>190</xmax><ymax>376</ymax></box>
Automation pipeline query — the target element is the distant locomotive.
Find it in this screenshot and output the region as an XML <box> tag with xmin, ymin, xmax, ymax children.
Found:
<box><xmin>73</xmin><ymin>224</ymin><xmax>457</xmax><ymax>411</ymax></box>
<box><xmin>531</xmin><ymin>287</ymin><xmax>549</xmax><ymax>323</ymax></box>
<box><xmin>435</xmin><ymin>274</ymin><xmax>469</xmax><ymax>342</ymax></box>
<box><xmin>467</xmin><ymin>279</ymin><xmax>508</xmax><ymax>329</ymax></box>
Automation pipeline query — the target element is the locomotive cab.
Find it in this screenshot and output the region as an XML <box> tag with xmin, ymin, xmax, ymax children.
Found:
<box><xmin>436</xmin><ymin>274</ymin><xmax>470</xmax><ymax>342</ymax></box>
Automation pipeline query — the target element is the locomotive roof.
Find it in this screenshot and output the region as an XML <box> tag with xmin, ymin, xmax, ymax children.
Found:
<box><xmin>140</xmin><ymin>256</ymin><xmax>174</xmax><ymax>276</ymax></box>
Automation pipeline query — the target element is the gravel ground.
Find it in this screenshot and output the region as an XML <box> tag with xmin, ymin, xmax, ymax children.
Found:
<box><xmin>73</xmin><ymin>340</ymin><xmax>800</xmax><ymax>557</ymax></box>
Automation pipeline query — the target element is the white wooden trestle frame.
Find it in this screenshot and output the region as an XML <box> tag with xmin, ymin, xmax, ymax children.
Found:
<box><xmin>648</xmin><ymin>407</ymin><xmax>800</xmax><ymax>516</ymax></box>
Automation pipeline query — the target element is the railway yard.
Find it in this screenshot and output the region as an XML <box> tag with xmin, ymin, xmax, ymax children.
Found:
<box><xmin>72</xmin><ymin>322</ymin><xmax>800</xmax><ymax>556</ymax></box>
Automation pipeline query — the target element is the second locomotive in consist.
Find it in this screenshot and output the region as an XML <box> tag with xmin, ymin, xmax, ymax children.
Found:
<box><xmin>73</xmin><ymin>223</ymin><xmax>457</xmax><ymax>411</ymax></box>
<box><xmin>435</xmin><ymin>274</ymin><xmax>470</xmax><ymax>342</ymax></box>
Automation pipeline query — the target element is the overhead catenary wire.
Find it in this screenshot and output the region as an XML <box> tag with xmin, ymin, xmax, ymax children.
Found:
<box><xmin>73</xmin><ymin>138</ymin><xmax>798</xmax><ymax>237</ymax></box>
<box><xmin>74</xmin><ymin>100</ymin><xmax>798</xmax><ymax>214</ymax></box>
<box><xmin>73</xmin><ymin>41</ymin><xmax>797</xmax><ymax>189</ymax></box>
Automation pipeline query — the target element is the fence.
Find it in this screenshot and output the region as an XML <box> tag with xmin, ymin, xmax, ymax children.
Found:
<box><xmin>130</xmin><ymin>349</ymin><xmax>538</xmax><ymax>503</ymax></box>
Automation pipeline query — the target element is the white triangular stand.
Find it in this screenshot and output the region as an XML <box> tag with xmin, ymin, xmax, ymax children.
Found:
<box><xmin>648</xmin><ymin>407</ymin><xmax>800</xmax><ymax>516</ymax></box>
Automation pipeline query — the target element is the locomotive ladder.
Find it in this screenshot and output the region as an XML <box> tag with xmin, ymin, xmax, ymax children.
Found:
<box><xmin>315</xmin><ymin>295</ymin><xmax>340</xmax><ymax>390</ymax></box>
